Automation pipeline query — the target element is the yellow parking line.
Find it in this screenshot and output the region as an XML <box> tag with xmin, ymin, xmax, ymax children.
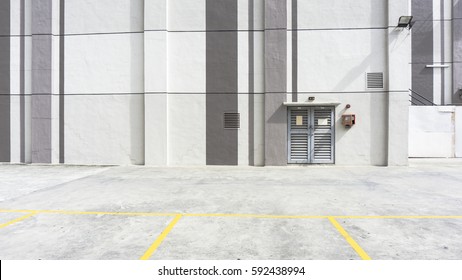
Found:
<box><xmin>140</xmin><ymin>214</ymin><xmax>183</xmax><ymax>260</ymax></box>
<box><xmin>184</xmin><ymin>213</ymin><xmax>326</xmax><ymax>219</ymax></box>
<box><xmin>0</xmin><ymin>213</ymin><xmax>37</xmax><ymax>229</ymax></box>
<box><xmin>336</xmin><ymin>215</ymin><xmax>462</xmax><ymax>219</ymax></box>
<box><xmin>328</xmin><ymin>217</ymin><xmax>371</xmax><ymax>260</ymax></box>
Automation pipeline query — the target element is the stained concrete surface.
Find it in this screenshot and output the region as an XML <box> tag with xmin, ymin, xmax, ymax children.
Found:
<box><xmin>0</xmin><ymin>159</ymin><xmax>461</xmax><ymax>259</ymax></box>
<box><xmin>152</xmin><ymin>217</ymin><xmax>359</xmax><ymax>260</ymax></box>
<box><xmin>0</xmin><ymin>214</ymin><xmax>173</xmax><ymax>260</ymax></box>
<box><xmin>339</xmin><ymin>219</ymin><xmax>462</xmax><ymax>260</ymax></box>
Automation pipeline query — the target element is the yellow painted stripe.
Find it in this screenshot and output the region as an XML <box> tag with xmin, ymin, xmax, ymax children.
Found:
<box><xmin>0</xmin><ymin>213</ymin><xmax>37</xmax><ymax>229</ymax></box>
<box><xmin>140</xmin><ymin>214</ymin><xmax>182</xmax><ymax>260</ymax></box>
<box><xmin>335</xmin><ymin>216</ymin><xmax>462</xmax><ymax>219</ymax></box>
<box><xmin>184</xmin><ymin>213</ymin><xmax>326</xmax><ymax>219</ymax></box>
<box><xmin>328</xmin><ymin>217</ymin><xmax>371</xmax><ymax>260</ymax></box>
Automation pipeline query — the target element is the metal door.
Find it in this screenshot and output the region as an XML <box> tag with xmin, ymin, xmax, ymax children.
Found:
<box><xmin>288</xmin><ymin>107</ymin><xmax>335</xmax><ymax>164</ymax></box>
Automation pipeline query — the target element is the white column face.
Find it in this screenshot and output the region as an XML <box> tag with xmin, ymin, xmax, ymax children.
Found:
<box><xmin>433</xmin><ymin>0</ymin><xmax>443</xmax><ymax>105</ymax></box>
<box><xmin>387</xmin><ymin>0</ymin><xmax>411</xmax><ymax>166</ymax></box>
<box><xmin>144</xmin><ymin>0</ymin><xmax>168</xmax><ymax>166</ymax></box>
<box><xmin>9</xmin><ymin>0</ymin><xmax>21</xmax><ymax>162</ymax></box>
<box><xmin>167</xmin><ymin>0</ymin><xmax>206</xmax><ymax>165</ymax></box>
<box><xmin>237</xmin><ymin>0</ymin><xmax>249</xmax><ymax>165</ymax></box>
<box><xmin>253</xmin><ymin>16</ymin><xmax>265</xmax><ymax>166</ymax></box>
<box><xmin>443</xmin><ymin>0</ymin><xmax>453</xmax><ymax>105</ymax></box>
<box><xmin>64</xmin><ymin>0</ymin><xmax>145</xmax><ymax>165</ymax></box>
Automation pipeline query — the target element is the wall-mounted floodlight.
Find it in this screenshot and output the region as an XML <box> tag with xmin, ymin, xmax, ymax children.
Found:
<box><xmin>397</xmin><ymin>16</ymin><xmax>413</xmax><ymax>29</ymax></box>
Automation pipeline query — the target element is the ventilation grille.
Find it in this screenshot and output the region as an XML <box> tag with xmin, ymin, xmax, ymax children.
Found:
<box><xmin>290</xmin><ymin>134</ymin><xmax>309</xmax><ymax>162</ymax></box>
<box><xmin>224</xmin><ymin>113</ymin><xmax>240</xmax><ymax>129</ymax></box>
<box><xmin>366</xmin><ymin>72</ymin><xmax>384</xmax><ymax>89</ymax></box>
<box><xmin>313</xmin><ymin>133</ymin><xmax>332</xmax><ymax>161</ymax></box>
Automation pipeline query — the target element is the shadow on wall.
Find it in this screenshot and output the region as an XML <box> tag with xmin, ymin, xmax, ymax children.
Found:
<box><xmin>335</xmin><ymin>106</ymin><xmax>349</xmax><ymax>143</ymax></box>
<box><xmin>334</xmin><ymin>0</ymin><xmax>390</xmax><ymax>165</ymax></box>
<box><xmin>411</xmin><ymin>0</ymin><xmax>434</xmax><ymax>102</ymax></box>
<box><xmin>331</xmin><ymin>0</ymin><xmax>386</xmax><ymax>92</ymax></box>
<box><xmin>453</xmin><ymin>0</ymin><xmax>462</xmax><ymax>104</ymax></box>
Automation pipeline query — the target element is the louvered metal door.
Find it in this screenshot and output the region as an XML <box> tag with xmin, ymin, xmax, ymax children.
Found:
<box><xmin>288</xmin><ymin>108</ymin><xmax>310</xmax><ymax>163</ymax></box>
<box><xmin>311</xmin><ymin>107</ymin><xmax>334</xmax><ymax>163</ymax></box>
<box><xmin>288</xmin><ymin>107</ymin><xmax>334</xmax><ymax>164</ymax></box>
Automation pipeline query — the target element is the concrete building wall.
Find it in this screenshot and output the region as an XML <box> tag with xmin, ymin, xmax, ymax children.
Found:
<box><xmin>0</xmin><ymin>0</ymin><xmax>11</xmax><ymax>162</ymax></box>
<box><xmin>411</xmin><ymin>0</ymin><xmax>462</xmax><ymax>105</ymax></box>
<box><xmin>456</xmin><ymin>106</ymin><xmax>462</xmax><ymax>157</ymax></box>
<box><xmin>2</xmin><ymin>0</ymin><xmax>411</xmax><ymax>166</ymax></box>
<box><xmin>409</xmin><ymin>106</ymin><xmax>458</xmax><ymax>157</ymax></box>
<box><xmin>63</xmin><ymin>0</ymin><xmax>145</xmax><ymax>165</ymax></box>
<box><xmin>296</xmin><ymin>0</ymin><xmax>391</xmax><ymax>166</ymax></box>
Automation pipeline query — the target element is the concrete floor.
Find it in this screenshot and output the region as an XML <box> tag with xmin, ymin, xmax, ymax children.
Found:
<box><xmin>0</xmin><ymin>159</ymin><xmax>461</xmax><ymax>260</ymax></box>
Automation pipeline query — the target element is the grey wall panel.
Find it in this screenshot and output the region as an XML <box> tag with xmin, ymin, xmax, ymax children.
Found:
<box><xmin>264</xmin><ymin>0</ymin><xmax>287</xmax><ymax>166</ymax></box>
<box><xmin>31</xmin><ymin>0</ymin><xmax>53</xmax><ymax>163</ymax></box>
<box><xmin>411</xmin><ymin>0</ymin><xmax>433</xmax><ymax>102</ymax></box>
<box><xmin>59</xmin><ymin>0</ymin><xmax>65</xmax><ymax>162</ymax></box>
<box><xmin>248</xmin><ymin>0</ymin><xmax>255</xmax><ymax>165</ymax></box>
<box><xmin>31</xmin><ymin>0</ymin><xmax>53</xmax><ymax>34</ymax></box>
<box><xmin>206</xmin><ymin>0</ymin><xmax>238</xmax><ymax>165</ymax></box>
<box><xmin>453</xmin><ymin>1</ymin><xmax>462</xmax><ymax>104</ymax></box>
<box><xmin>0</xmin><ymin>0</ymin><xmax>11</xmax><ymax>162</ymax></box>
<box><xmin>292</xmin><ymin>0</ymin><xmax>298</xmax><ymax>102</ymax></box>
<box><xmin>20</xmin><ymin>0</ymin><xmax>25</xmax><ymax>162</ymax></box>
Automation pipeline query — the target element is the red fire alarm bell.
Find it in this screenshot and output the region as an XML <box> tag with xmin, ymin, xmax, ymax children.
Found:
<box><xmin>342</xmin><ymin>114</ymin><xmax>356</xmax><ymax>128</ymax></box>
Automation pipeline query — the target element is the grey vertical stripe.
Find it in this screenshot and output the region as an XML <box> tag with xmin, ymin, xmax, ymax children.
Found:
<box><xmin>31</xmin><ymin>0</ymin><xmax>53</xmax><ymax>163</ymax></box>
<box><xmin>0</xmin><ymin>0</ymin><xmax>11</xmax><ymax>162</ymax></box>
<box><xmin>264</xmin><ymin>0</ymin><xmax>288</xmax><ymax>166</ymax></box>
<box><xmin>248</xmin><ymin>0</ymin><xmax>255</xmax><ymax>166</ymax></box>
<box><xmin>206</xmin><ymin>0</ymin><xmax>238</xmax><ymax>165</ymax></box>
<box><xmin>411</xmin><ymin>0</ymin><xmax>434</xmax><ymax>103</ymax></box>
<box><xmin>20</xmin><ymin>0</ymin><xmax>25</xmax><ymax>163</ymax></box>
<box><xmin>59</xmin><ymin>0</ymin><xmax>65</xmax><ymax>163</ymax></box>
<box><xmin>453</xmin><ymin>0</ymin><xmax>462</xmax><ymax>104</ymax></box>
<box><xmin>292</xmin><ymin>0</ymin><xmax>298</xmax><ymax>102</ymax></box>
<box><xmin>441</xmin><ymin>0</ymin><xmax>445</xmax><ymax>104</ymax></box>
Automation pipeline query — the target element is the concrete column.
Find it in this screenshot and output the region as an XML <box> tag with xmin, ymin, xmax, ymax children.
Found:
<box><xmin>264</xmin><ymin>0</ymin><xmax>288</xmax><ymax>166</ymax></box>
<box><xmin>31</xmin><ymin>0</ymin><xmax>54</xmax><ymax>163</ymax></box>
<box><xmin>387</xmin><ymin>0</ymin><xmax>411</xmax><ymax>166</ymax></box>
<box><xmin>144</xmin><ymin>0</ymin><xmax>168</xmax><ymax>165</ymax></box>
<box><xmin>0</xmin><ymin>0</ymin><xmax>11</xmax><ymax>162</ymax></box>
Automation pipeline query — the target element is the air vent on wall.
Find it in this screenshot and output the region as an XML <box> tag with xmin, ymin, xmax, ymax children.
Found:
<box><xmin>366</xmin><ymin>72</ymin><xmax>384</xmax><ymax>89</ymax></box>
<box><xmin>224</xmin><ymin>113</ymin><xmax>240</xmax><ymax>129</ymax></box>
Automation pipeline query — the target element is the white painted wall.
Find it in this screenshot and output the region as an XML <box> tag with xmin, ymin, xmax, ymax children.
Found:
<box><xmin>298</xmin><ymin>0</ymin><xmax>387</xmax><ymax>93</ymax></box>
<box><xmin>295</xmin><ymin>0</ymin><xmax>410</xmax><ymax>166</ymax></box>
<box><xmin>9</xmin><ymin>0</ymin><xmax>21</xmax><ymax>163</ymax></box>
<box><xmin>409</xmin><ymin>106</ymin><xmax>456</xmax><ymax>158</ymax></box>
<box><xmin>144</xmin><ymin>0</ymin><xmax>168</xmax><ymax>166</ymax></box>
<box><xmin>456</xmin><ymin>107</ymin><xmax>462</xmax><ymax>157</ymax></box>
<box><xmin>295</xmin><ymin>93</ymin><xmax>388</xmax><ymax>166</ymax></box>
<box><xmin>64</xmin><ymin>0</ymin><xmax>145</xmax><ymax>165</ymax></box>
<box><xmin>5</xmin><ymin>0</ymin><xmax>412</xmax><ymax>166</ymax></box>
<box><xmin>386</xmin><ymin>0</ymin><xmax>411</xmax><ymax>166</ymax></box>
<box><xmin>298</xmin><ymin>30</ymin><xmax>388</xmax><ymax>92</ymax></box>
<box><xmin>238</xmin><ymin>0</ymin><xmax>249</xmax><ymax>165</ymax></box>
